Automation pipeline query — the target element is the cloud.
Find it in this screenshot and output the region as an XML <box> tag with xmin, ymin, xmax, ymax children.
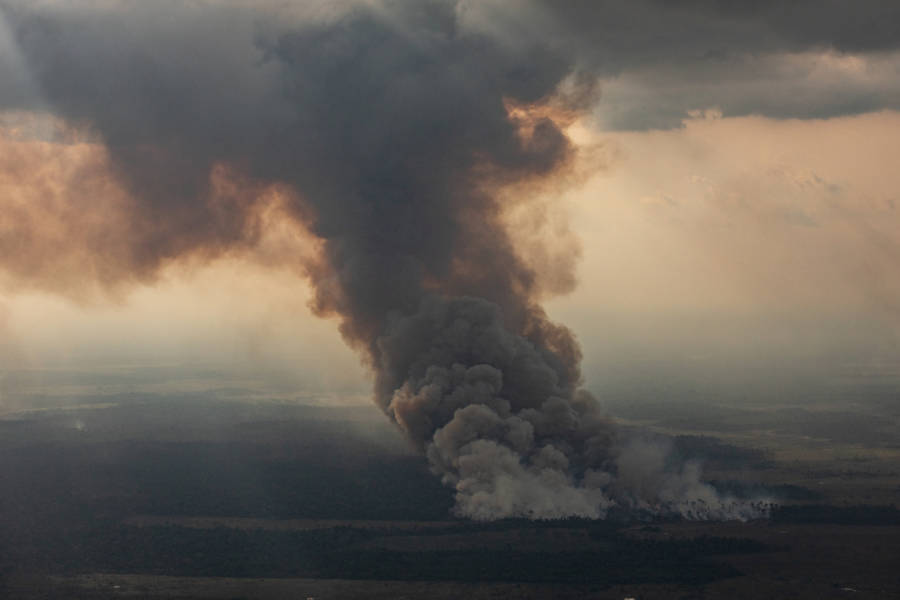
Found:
<box><xmin>458</xmin><ymin>1</ymin><xmax>900</xmax><ymax>129</ymax></box>
<box><xmin>540</xmin><ymin>110</ymin><xmax>900</xmax><ymax>393</ymax></box>
<box><xmin>595</xmin><ymin>49</ymin><xmax>900</xmax><ymax>130</ymax></box>
<box><xmin>561</xmin><ymin>110</ymin><xmax>900</xmax><ymax>313</ymax></box>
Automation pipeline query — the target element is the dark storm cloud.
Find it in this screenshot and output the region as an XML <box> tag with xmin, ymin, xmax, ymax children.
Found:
<box><xmin>457</xmin><ymin>0</ymin><xmax>900</xmax><ymax>128</ymax></box>
<box><xmin>659</xmin><ymin>1</ymin><xmax>900</xmax><ymax>53</ymax></box>
<box><xmin>532</xmin><ymin>0</ymin><xmax>900</xmax><ymax>68</ymax></box>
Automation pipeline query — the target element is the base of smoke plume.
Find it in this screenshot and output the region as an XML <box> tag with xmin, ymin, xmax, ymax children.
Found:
<box><xmin>381</xmin><ymin>295</ymin><xmax>772</xmax><ymax>523</ymax></box>
<box><xmin>432</xmin><ymin>429</ymin><xmax>773</xmax><ymax>523</ymax></box>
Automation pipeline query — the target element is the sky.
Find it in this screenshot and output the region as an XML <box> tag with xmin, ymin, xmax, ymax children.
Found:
<box><xmin>1</xmin><ymin>0</ymin><xmax>899</xmax><ymax>405</ymax></box>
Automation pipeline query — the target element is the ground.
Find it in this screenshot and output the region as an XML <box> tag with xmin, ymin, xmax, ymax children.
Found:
<box><xmin>1</xmin><ymin>366</ymin><xmax>898</xmax><ymax>599</ymax></box>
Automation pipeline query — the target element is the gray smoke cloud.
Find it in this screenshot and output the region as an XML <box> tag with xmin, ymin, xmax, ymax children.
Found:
<box><xmin>379</xmin><ymin>297</ymin><xmax>769</xmax><ymax>520</ymax></box>
<box><xmin>0</xmin><ymin>0</ymin><xmax>818</xmax><ymax>520</ymax></box>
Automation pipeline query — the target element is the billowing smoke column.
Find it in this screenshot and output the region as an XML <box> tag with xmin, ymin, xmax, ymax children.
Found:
<box><xmin>377</xmin><ymin>297</ymin><xmax>766</xmax><ymax>519</ymax></box>
<box><xmin>0</xmin><ymin>0</ymin><xmax>766</xmax><ymax>520</ymax></box>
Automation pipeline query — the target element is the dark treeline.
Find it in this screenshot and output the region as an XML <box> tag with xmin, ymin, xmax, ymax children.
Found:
<box><xmin>772</xmin><ymin>505</ymin><xmax>900</xmax><ymax>525</ymax></box>
<box><xmin>5</xmin><ymin>521</ymin><xmax>763</xmax><ymax>585</ymax></box>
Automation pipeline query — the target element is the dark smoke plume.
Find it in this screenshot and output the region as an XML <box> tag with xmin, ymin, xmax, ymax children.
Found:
<box><xmin>0</xmin><ymin>0</ymin><xmax>766</xmax><ymax>519</ymax></box>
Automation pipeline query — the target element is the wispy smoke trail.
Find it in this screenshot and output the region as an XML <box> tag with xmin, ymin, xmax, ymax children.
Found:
<box><xmin>0</xmin><ymin>0</ymin><xmax>767</xmax><ymax>520</ymax></box>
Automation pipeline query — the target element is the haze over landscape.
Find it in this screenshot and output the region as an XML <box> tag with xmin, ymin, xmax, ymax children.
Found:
<box><xmin>1</xmin><ymin>1</ymin><xmax>899</xmax><ymax>598</ymax></box>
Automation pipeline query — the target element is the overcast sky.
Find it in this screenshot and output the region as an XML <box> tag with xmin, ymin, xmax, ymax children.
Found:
<box><xmin>1</xmin><ymin>1</ymin><xmax>899</xmax><ymax>403</ymax></box>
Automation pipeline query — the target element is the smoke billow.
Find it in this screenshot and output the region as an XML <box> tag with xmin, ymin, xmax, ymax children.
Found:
<box><xmin>0</xmin><ymin>0</ymin><xmax>766</xmax><ymax>520</ymax></box>
<box><xmin>376</xmin><ymin>295</ymin><xmax>767</xmax><ymax>520</ymax></box>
